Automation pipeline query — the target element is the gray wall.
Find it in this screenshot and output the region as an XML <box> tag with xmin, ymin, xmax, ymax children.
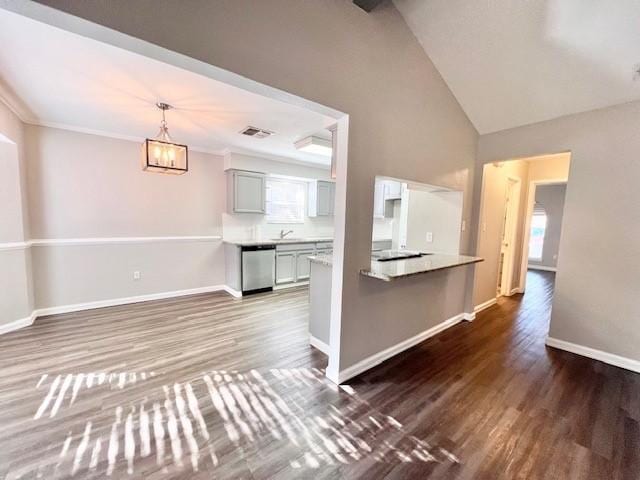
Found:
<box><xmin>25</xmin><ymin>125</ymin><xmax>227</xmax><ymax>309</ymax></box>
<box><xmin>529</xmin><ymin>184</ymin><xmax>566</xmax><ymax>269</ymax></box>
<box><xmin>478</xmin><ymin>100</ymin><xmax>640</xmax><ymax>362</ymax></box>
<box><xmin>32</xmin><ymin>0</ymin><xmax>479</xmax><ymax>373</ymax></box>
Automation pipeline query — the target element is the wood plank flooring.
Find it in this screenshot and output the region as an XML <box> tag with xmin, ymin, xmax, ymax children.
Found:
<box><xmin>0</xmin><ymin>271</ymin><xmax>638</xmax><ymax>479</ymax></box>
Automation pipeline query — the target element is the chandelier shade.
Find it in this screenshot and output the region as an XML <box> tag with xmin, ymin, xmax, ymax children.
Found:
<box><xmin>142</xmin><ymin>103</ymin><xmax>188</xmax><ymax>174</ymax></box>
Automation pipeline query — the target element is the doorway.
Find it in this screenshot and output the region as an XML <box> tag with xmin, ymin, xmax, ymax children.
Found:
<box><xmin>497</xmin><ymin>176</ymin><xmax>521</xmax><ymax>297</ymax></box>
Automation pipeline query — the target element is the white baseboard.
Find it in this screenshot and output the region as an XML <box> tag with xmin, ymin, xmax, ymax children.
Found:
<box><xmin>0</xmin><ymin>285</ymin><xmax>240</xmax><ymax>336</ymax></box>
<box><xmin>474</xmin><ymin>297</ymin><xmax>497</xmax><ymax>313</ymax></box>
<box><xmin>223</xmin><ymin>286</ymin><xmax>243</xmax><ymax>298</ymax></box>
<box><xmin>528</xmin><ymin>265</ymin><xmax>557</xmax><ymax>272</ymax></box>
<box><xmin>309</xmin><ymin>335</ymin><xmax>330</xmax><ymax>355</ymax></box>
<box><xmin>0</xmin><ymin>312</ymin><xmax>36</xmax><ymax>335</ymax></box>
<box><xmin>509</xmin><ymin>287</ymin><xmax>523</xmax><ymax>295</ymax></box>
<box><xmin>463</xmin><ymin>312</ymin><xmax>476</xmax><ymax>321</ymax></box>
<box><xmin>337</xmin><ymin>312</ymin><xmax>465</xmax><ymax>383</ymax></box>
<box><xmin>274</xmin><ymin>281</ymin><xmax>309</xmax><ymax>291</ymax></box>
<box><xmin>546</xmin><ymin>337</ymin><xmax>640</xmax><ymax>374</ymax></box>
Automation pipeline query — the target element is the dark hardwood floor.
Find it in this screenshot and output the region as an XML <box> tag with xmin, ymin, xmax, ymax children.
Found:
<box><xmin>0</xmin><ymin>271</ymin><xmax>638</xmax><ymax>479</ymax></box>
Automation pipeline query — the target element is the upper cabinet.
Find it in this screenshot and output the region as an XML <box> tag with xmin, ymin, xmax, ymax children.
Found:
<box><xmin>227</xmin><ymin>169</ymin><xmax>266</xmax><ymax>214</ymax></box>
<box><xmin>308</xmin><ymin>180</ymin><xmax>335</xmax><ymax>217</ymax></box>
<box><xmin>373</xmin><ymin>179</ymin><xmax>402</xmax><ymax>218</ymax></box>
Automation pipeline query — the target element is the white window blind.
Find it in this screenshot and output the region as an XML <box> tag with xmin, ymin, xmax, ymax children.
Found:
<box><xmin>266</xmin><ymin>178</ymin><xmax>305</xmax><ymax>224</ymax></box>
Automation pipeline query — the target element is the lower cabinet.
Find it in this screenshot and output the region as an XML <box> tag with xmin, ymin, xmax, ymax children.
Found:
<box><xmin>295</xmin><ymin>250</ymin><xmax>314</xmax><ymax>281</ymax></box>
<box><xmin>276</xmin><ymin>244</ymin><xmax>326</xmax><ymax>285</ymax></box>
<box><xmin>275</xmin><ymin>252</ymin><xmax>296</xmax><ymax>284</ymax></box>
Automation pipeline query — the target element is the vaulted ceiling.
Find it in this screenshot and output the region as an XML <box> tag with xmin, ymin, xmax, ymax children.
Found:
<box><xmin>394</xmin><ymin>0</ymin><xmax>640</xmax><ymax>134</ymax></box>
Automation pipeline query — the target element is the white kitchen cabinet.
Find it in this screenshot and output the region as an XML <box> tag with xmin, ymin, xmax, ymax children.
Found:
<box><xmin>227</xmin><ymin>169</ymin><xmax>266</xmax><ymax>214</ymax></box>
<box><xmin>373</xmin><ymin>179</ymin><xmax>403</xmax><ymax>219</ymax></box>
<box><xmin>275</xmin><ymin>252</ymin><xmax>296</xmax><ymax>284</ymax></box>
<box><xmin>295</xmin><ymin>250</ymin><xmax>314</xmax><ymax>281</ymax></box>
<box><xmin>384</xmin><ymin>180</ymin><xmax>402</xmax><ymax>200</ymax></box>
<box><xmin>308</xmin><ymin>180</ymin><xmax>335</xmax><ymax>217</ymax></box>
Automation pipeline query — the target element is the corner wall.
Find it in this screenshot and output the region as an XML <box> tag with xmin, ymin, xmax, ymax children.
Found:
<box><xmin>477</xmin><ymin>101</ymin><xmax>640</xmax><ymax>367</ymax></box>
<box><xmin>0</xmin><ymin>100</ymin><xmax>33</xmax><ymax>331</ymax></box>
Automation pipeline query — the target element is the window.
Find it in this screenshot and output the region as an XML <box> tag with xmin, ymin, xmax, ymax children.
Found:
<box><xmin>266</xmin><ymin>178</ymin><xmax>305</xmax><ymax>224</ymax></box>
<box><xmin>528</xmin><ymin>204</ymin><xmax>547</xmax><ymax>261</ymax></box>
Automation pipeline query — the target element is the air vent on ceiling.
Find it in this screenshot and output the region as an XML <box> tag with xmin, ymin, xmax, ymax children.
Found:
<box><xmin>240</xmin><ymin>126</ymin><xmax>274</xmax><ymax>138</ymax></box>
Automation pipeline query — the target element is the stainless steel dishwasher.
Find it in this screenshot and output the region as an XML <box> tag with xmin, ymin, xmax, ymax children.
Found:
<box><xmin>241</xmin><ymin>245</ymin><xmax>275</xmax><ymax>295</ymax></box>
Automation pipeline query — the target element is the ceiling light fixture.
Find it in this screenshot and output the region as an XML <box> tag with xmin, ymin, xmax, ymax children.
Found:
<box><xmin>294</xmin><ymin>135</ymin><xmax>332</xmax><ymax>156</ymax></box>
<box><xmin>142</xmin><ymin>102</ymin><xmax>188</xmax><ymax>174</ymax></box>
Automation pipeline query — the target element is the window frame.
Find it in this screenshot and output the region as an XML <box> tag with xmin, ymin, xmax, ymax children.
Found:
<box><xmin>528</xmin><ymin>209</ymin><xmax>548</xmax><ymax>262</ymax></box>
<box><xmin>265</xmin><ymin>177</ymin><xmax>306</xmax><ymax>224</ymax></box>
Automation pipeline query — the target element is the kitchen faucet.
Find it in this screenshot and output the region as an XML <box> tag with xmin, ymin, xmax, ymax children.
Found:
<box><xmin>280</xmin><ymin>229</ymin><xmax>294</xmax><ymax>239</ymax></box>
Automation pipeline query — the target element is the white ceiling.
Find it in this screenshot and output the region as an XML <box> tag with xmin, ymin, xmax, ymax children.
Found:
<box><xmin>0</xmin><ymin>9</ymin><xmax>334</xmax><ymax>166</ymax></box>
<box><xmin>394</xmin><ymin>0</ymin><xmax>640</xmax><ymax>134</ymax></box>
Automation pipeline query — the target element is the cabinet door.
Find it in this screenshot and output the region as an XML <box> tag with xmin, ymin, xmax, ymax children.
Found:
<box><xmin>295</xmin><ymin>250</ymin><xmax>314</xmax><ymax>282</ymax></box>
<box><xmin>234</xmin><ymin>171</ymin><xmax>265</xmax><ymax>213</ymax></box>
<box><xmin>275</xmin><ymin>252</ymin><xmax>296</xmax><ymax>284</ymax></box>
<box><xmin>316</xmin><ymin>181</ymin><xmax>333</xmax><ymax>216</ymax></box>
<box><xmin>373</xmin><ymin>181</ymin><xmax>385</xmax><ymax>218</ymax></box>
<box><xmin>384</xmin><ymin>180</ymin><xmax>402</xmax><ymax>200</ymax></box>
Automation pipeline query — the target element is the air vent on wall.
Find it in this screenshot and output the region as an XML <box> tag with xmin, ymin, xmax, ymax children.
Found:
<box><xmin>240</xmin><ymin>126</ymin><xmax>274</xmax><ymax>138</ymax></box>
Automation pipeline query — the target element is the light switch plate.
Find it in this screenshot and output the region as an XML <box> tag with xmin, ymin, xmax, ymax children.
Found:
<box><xmin>133</xmin><ymin>271</ymin><xmax>141</xmax><ymax>280</ymax></box>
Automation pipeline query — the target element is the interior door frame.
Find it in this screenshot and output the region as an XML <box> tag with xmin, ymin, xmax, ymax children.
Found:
<box><xmin>518</xmin><ymin>179</ymin><xmax>568</xmax><ymax>293</ymax></box>
<box><xmin>499</xmin><ymin>176</ymin><xmax>521</xmax><ymax>297</ymax></box>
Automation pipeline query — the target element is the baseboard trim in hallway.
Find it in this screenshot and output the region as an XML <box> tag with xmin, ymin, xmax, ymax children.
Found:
<box><xmin>338</xmin><ymin>312</ymin><xmax>469</xmax><ymax>383</ymax></box>
<box><xmin>546</xmin><ymin>336</ymin><xmax>640</xmax><ymax>374</ymax></box>
<box><xmin>474</xmin><ymin>297</ymin><xmax>497</xmax><ymax>313</ymax></box>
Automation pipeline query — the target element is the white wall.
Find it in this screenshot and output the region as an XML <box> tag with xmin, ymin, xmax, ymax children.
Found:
<box><xmin>529</xmin><ymin>184</ymin><xmax>566</xmax><ymax>269</ymax></box>
<box><xmin>0</xmin><ymin>100</ymin><xmax>33</xmax><ymax>329</ymax></box>
<box><xmin>25</xmin><ymin>125</ymin><xmax>227</xmax><ymax>310</ymax></box>
<box><xmin>31</xmin><ymin>0</ymin><xmax>479</xmax><ymax>377</ymax></box>
<box><xmin>477</xmin><ymin>100</ymin><xmax>640</xmax><ymax>365</ymax></box>
<box><xmin>404</xmin><ymin>189</ymin><xmax>463</xmax><ymax>254</ymax></box>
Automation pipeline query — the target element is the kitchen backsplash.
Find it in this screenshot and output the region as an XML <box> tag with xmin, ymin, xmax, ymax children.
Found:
<box><xmin>222</xmin><ymin>213</ymin><xmax>334</xmax><ymax>240</ymax></box>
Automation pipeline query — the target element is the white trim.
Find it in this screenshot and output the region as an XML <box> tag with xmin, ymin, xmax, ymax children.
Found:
<box><xmin>546</xmin><ymin>337</ymin><xmax>640</xmax><ymax>374</ymax></box>
<box><xmin>519</xmin><ymin>178</ymin><xmax>568</xmax><ymax>292</ymax></box>
<box><xmin>34</xmin><ymin>285</ymin><xmax>230</xmax><ymax>317</ymax></box>
<box><xmin>223</xmin><ymin>286</ymin><xmax>243</xmax><ymax>298</ymax></box>
<box><xmin>499</xmin><ymin>175</ymin><xmax>521</xmax><ymax>297</ymax></box>
<box><xmin>30</xmin><ymin>236</ymin><xmax>222</xmax><ymax>247</ymax></box>
<box><xmin>527</xmin><ymin>264</ymin><xmax>557</xmax><ymax>273</ymax></box>
<box><xmin>273</xmin><ymin>281</ymin><xmax>309</xmax><ymax>291</ymax></box>
<box><xmin>0</xmin><ymin>241</ymin><xmax>30</xmax><ymax>252</ymax></box>
<box><xmin>0</xmin><ymin>312</ymin><xmax>36</xmax><ymax>335</ymax></box>
<box><xmin>0</xmin><ymin>285</ymin><xmax>241</xmax><ymax>335</ymax></box>
<box><xmin>309</xmin><ymin>335</ymin><xmax>330</xmax><ymax>355</ymax></box>
<box><xmin>509</xmin><ymin>287</ymin><xmax>523</xmax><ymax>295</ymax></box>
<box><xmin>474</xmin><ymin>297</ymin><xmax>497</xmax><ymax>313</ymax></box>
<box><xmin>337</xmin><ymin>312</ymin><xmax>465</xmax><ymax>383</ymax></box>
<box><xmin>463</xmin><ymin>312</ymin><xmax>476</xmax><ymax>321</ymax></box>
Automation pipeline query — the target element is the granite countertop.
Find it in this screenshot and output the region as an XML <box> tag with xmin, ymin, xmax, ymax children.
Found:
<box><xmin>307</xmin><ymin>253</ymin><xmax>334</xmax><ymax>266</ymax></box>
<box><xmin>361</xmin><ymin>254</ymin><xmax>483</xmax><ymax>281</ymax></box>
<box><xmin>224</xmin><ymin>237</ymin><xmax>333</xmax><ymax>246</ymax></box>
<box><xmin>309</xmin><ymin>252</ymin><xmax>483</xmax><ymax>280</ymax></box>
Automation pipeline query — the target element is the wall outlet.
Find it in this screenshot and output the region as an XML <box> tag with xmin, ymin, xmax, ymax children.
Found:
<box><xmin>426</xmin><ymin>232</ymin><xmax>433</xmax><ymax>243</ymax></box>
<box><xmin>461</xmin><ymin>220</ymin><xmax>466</xmax><ymax>232</ymax></box>
<box><xmin>133</xmin><ymin>271</ymin><xmax>141</xmax><ymax>281</ymax></box>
